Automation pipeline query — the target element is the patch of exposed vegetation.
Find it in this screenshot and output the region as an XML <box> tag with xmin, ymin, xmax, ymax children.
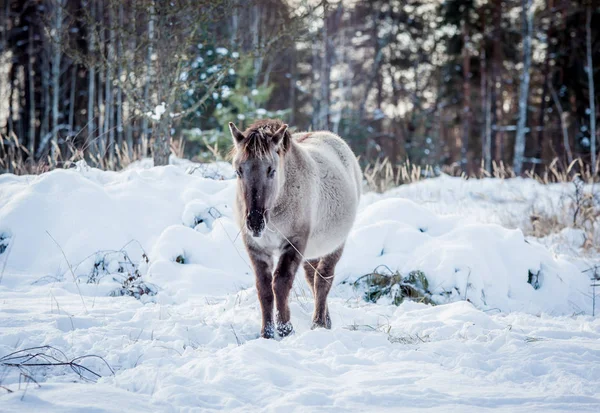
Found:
<box><xmin>81</xmin><ymin>248</ymin><xmax>157</xmax><ymax>300</ymax></box>
<box><xmin>527</xmin><ymin>270</ymin><xmax>541</xmax><ymax>290</ymax></box>
<box><xmin>351</xmin><ymin>266</ymin><xmax>434</xmax><ymax>306</ymax></box>
<box><xmin>0</xmin><ymin>233</ymin><xmax>9</xmax><ymax>255</ymax></box>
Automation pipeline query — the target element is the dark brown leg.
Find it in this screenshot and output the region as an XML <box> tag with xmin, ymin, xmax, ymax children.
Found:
<box><xmin>246</xmin><ymin>244</ymin><xmax>275</xmax><ymax>338</ymax></box>
<box><xmin>273</xmin><ymin>240</ymin><xmax>305</xmax><ymax>337</ymax></box>
<box><xmin>312</xmin><ymin>244</ymin><xmax>344</xmax><ymax>330</ymax></box>
<box><xmin>303</xmin><ymin>259</ymin><xmax>319</xmax><ymax>298</ymax></box>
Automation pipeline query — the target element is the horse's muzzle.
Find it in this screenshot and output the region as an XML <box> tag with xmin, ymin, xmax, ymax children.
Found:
<box><xmin>247</xmin><ymin>209</ymin><xmax>266</xmax><ymax>238</ymax></box>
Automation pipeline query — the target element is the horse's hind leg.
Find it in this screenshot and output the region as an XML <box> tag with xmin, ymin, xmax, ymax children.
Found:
<box><xmin>312</xmin><ymin>244</ymin><xmax>344</xmax><ymax>330</ymax></box>
<box><xmin>303</xmin><ymin>259</ymin><xmax>319</xmax><ymax>298</ymax></box>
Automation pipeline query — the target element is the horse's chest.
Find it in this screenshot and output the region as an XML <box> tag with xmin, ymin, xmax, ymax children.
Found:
<box><xmin>251</xmin><ymin>230</ymin><xmax>284</xmax><ymax>252</ymax></box>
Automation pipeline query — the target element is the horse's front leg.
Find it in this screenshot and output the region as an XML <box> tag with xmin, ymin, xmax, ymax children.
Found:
<box><xmin>273</xmin><ymin>240</ymin><xmax>305</xmax><ymax>337</ymax></box>
<box><xmin>247</xmin><ymin>244</ymin><xmax>275</xmax><ymax>339</ymax></box>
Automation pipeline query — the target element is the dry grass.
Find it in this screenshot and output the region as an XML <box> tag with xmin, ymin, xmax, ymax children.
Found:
<box><xmin>343</xmin><ymin>322</ymin><xmax>430</xmax><ymax>345</ymax></box>
<box><xmin>521</xmin><ymin>179</ymin><xmax>599</xmax><ymax>252</ymax></box>
<box><xmin>528</xmin><ymin>211</ymin><xmax>563</xmax><ymax>238</ymax></box>
<box><xmin>364</xmin><ymin>156</ymin><xmax>599</xmax><ymax>193</ymax></box>
<box><xmin>4</xmin><ymin>127</ymin><xmax>598</xmax><ymax>186</ymax></box>
<box><xmin>0</xmin><ymin>132</ymin><xmax>192</xmax><ymax>175</ymax></box>
<box><xmin>364</xmin><ymin>158</ymin><xmax>436</xmax><ymax>192</ymax></box>
<box><xmin>0</xmin><ymin>345</ymin><xmax>114</xmax><ymax>394</ymax></box>
<box><xmin>444</xmin><ymin>158</ymin><xmax>600</xmax><ymax>183</ymax></box>
<box><xmin>523</xmin><ymin>158</ymin><xmax>600</xmax><ymax>185</ymax></box>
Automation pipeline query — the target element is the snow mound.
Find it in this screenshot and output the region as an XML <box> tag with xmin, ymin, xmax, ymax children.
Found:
<box><xmin>340</xmin><ymin>197</ymin><xmax>588</xmax><ymax>314</ymax></box>
<box><xmin>0</xmin><ymin>165</ymin><xmax>593</xmax><ymax>315</ymax></box>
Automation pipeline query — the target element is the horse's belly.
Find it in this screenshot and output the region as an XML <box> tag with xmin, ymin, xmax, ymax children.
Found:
<box><xmin>304</xmin><ymin>234</ymin><xmax>345</xmax><ymax>259</ymax></box>
<box><xmin>304</xmin><ymin>203</ymin><xmax>357</xmax><ymax>259</ymax></box>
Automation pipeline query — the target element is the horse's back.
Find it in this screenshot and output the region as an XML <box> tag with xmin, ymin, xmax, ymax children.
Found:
<box><xmin>293</xmin><ymin>131</ymin><xmax>361</xmax><ymax>197</ymax></box>
<box><xmin>292</xmin><ymin>131</ymin><xmax>361</xmax><ymax>258</ymax></box>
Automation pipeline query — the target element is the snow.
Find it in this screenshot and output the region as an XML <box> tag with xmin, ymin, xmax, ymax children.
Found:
<box><xmin>146</xmin><ymin>102</ymin><xmax>166</xmax><ymax>121</ymax></box>
<box><xmin>0</xmin><ymin>162</ymin><xmax>599</xmax><ymax>411</ymax></box>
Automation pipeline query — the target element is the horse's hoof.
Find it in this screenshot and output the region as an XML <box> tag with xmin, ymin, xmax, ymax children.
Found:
<box><xmin>311</xmin><ymin>321</ymin><xmax>323</xmax><ymax>330</ymax></box>
<box><xmin>276</xmin><ymin>321</ymin><xmax>294</xmax><ymax>337</ymax></box>
<box><xmin>312</xmin><ymin>311</ymin><xmax>332</xmax><ymax>330</ymax></box>
<box><xmin>261</xmin><ymin>322</ymin><xmax>275</xmax><ymax>339</ymax></box>
<box><xmin>311</xmin><ymin>319</ymin><xmax>331</xmax><ymax>330</ymax></box>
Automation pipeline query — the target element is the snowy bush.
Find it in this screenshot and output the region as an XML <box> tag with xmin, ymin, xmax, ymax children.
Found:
<box><xmin>67</xmin><ymin>248</ymin><xmax>158</xmax><ymax>299</ymax></box>
<box><xmin>0</xmin><ymin>233</ymin><xmax>9</xmax><ymax>255</ymax></box>
<box><xmin>84</xmin><ymin>250</ymin><xmax>157</xmax><ymax>300</ymax></box>
<box><xmin>350</xmin><ymin>266</ymin><xmax>434</xmax><ymax>306</ymax></box>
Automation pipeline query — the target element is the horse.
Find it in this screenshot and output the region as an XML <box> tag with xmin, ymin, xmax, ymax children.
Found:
<box><xmin>228</xmin><ymin>119</ymin><xmax>361</xmax><ymax>339</ymax></box>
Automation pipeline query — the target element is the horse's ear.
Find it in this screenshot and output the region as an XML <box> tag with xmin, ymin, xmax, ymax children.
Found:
<box><xmin>229</xmin><ymin>122</ymin><xmax>245</xmax><ymax>146</ymax></box>
<box><xmin>271</xmin><ymin>124</ymin><xmax>288</xmax><ymax>149</ymax></box>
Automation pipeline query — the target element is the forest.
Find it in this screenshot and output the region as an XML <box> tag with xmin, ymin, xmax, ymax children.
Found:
<box><xmin>1</xmin><ymin>1</ymin><xmax>600</xmax><ymax>409</ymax></box>
<box><xmin>0</xmin><ymin>0</ymin><xmax>599</xmax><ymax>178</ymax></box>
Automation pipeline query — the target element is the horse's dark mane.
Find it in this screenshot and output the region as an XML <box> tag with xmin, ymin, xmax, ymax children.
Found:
<box><xmin>234</xmin><ymin>119</ymin><xmax>292</xmax><ymax>160</ymax></box>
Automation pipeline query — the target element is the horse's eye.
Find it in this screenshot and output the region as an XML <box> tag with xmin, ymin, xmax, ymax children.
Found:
<box><xmin>236</xmin><ymin>168</ymin><xmax>242</xmax><ymax>178</ymax></box>
<box><xmin>267</xmin><ymin>168</ymin><xmax>276</xmax><ymax>178</ymax></box>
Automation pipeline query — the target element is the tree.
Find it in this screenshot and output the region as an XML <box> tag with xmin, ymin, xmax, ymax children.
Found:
<box><xmin>586</xmin><ymin>3</ymin><xmax>597</xmax><ymax>175</ymax></box>
<box><xmin>77</xmin><ymin>0</ymin><xmax>233</xmax><ymax>165</ymax></box>
<box><xmin>513</xmin><ymin>0</ymin><xmax>534</xmax><ymax>175</ymax></box>
<box><xmin>50</xmin><ymin>0</ymin><xmax>64</xmax><ymax>159</ymax></box>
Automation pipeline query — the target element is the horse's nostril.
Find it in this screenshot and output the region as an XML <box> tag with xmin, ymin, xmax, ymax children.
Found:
<box><xmin>247</xmin><ymin>210</ymin><xmax>265</xmax><ymax>234</ymax></box>
<box><xmin>247</xmin><ymin>219</ymin><xmax>264</xmax><ymax>238</ymax></box>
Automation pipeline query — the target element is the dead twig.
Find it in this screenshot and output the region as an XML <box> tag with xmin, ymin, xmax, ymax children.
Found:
<box><xmin>0</xmin><ymin>346</ymin><xmax>114</xmax><ymax>387</ymax></box>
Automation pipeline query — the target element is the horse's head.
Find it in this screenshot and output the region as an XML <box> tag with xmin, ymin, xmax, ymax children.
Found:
<box><xmin>229</xmin><ymin>120</ymin><xmax>289</xmax><ymax>238</ymax></box>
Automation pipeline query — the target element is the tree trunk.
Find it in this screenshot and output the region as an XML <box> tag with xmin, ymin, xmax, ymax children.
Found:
<box><xmin>0</xmin><ymin>0</ymin><xmax>9</xmax><ymax>136</ymax></box>
<box><xmin>586</xmin><ymin>5</ymin><xmax>597</xmax><ymax>175</ymax></box>
<box><xmin>125</xmin><ymin>0</ymin><xmax>136</xmax><ymax>154</ymax></box>
<box><xmin>87</xmin><ymin>0</ymin><xmax>96</xmax><ymax>156</ymax></box>
<box><xmin>481</xmin><ymin>41</ymin><xmax>492</xmax><ymax>173</ymax></box>
<box><xmin>310</xmin><ymin>30</ymin><xmax>320</xmax><ymax>130</ymax></box>
<box><xmin>358</xmin><ymin>6</ymin><xmax>384</xmax><ymax>125</ymax></box>
<box><xmin>105</xmin><ymin>3</ymin><xmax>114</xmax><ymax>163</ymax></box>
<box><xmin>7</xmin><ymin>63</ymin><xmax>14</xmax><ymax>140</ymax></box>
<box><xmin>333</xmin><ymin>17</ymin><xmax>347</xmax><ymax>136</ymax></box>
<box><xmin>152</xmin><ymin>115</ymin><xmax>170</xmax><ymax>166</ymax></box>
<box><xmin>51</xmin><ymin>0</ymin><xmax>64</xmax><ymax>160</ymax></box>
<box><xmin>28</xmin><ymin>24</ymin><xmax>36</xmax><ymax>157</ymax></box>
<box><xmin>151</xmin><ymin>3</ymin><xmax>170</xmax><ymax>167</ymax></box>
<box><xmin>485</xmin><ymin>70</ymin><xmax>492</xmax><ymax>172</ymax></box>
<box><xmin>230</xmin><ymin>0</ymin><xmax>238</xmax><ymax>47</ymax></box>
<box><xmin>512</xmin><ymin>0</ymin><xmax>533</xmax><ymax>175</ymax></box>
<box><xmin>250</xmin><ymin>4</ymin><xmax>262</xmax><ymax>89</ymax></box>
<box><xmin>288</xmin><ymin>48</ymin><xmax>296</xmax><ymax>126</ymax></box>
<box><xmin>461</xmin><ymin>17</ymin><xmax>471</xmax><ymax>171</ymax></box>
<box><xmin>97</xmin><ymin>0</ymin><xmax>105</xmax><ymax>155</ymax></box>
<box><xmin>318</xmin><ymin>0</ymin><xmax>331</xmax><ymax>130</ymax></box>
<box><xmin>491</xmin><ymin>0</ymin><xmax>503</xmax><ymax>162</ymax></box>
<box><xmin>116</xmin><ymin>3</ymin><xmax>124</xmax><ymax>153</ymax></box>
<box><xmin>68</xmin><ymin>64</ymin><xmax>76</xmax><ymax>137</ymax></box>
<box><xmin>549</xmin><ymin>79</ymin><xmax>573</xmax><ymax>164</ymax></box>
<box><xmin>142</xmin><ymin>1</ymin><xmax>155</xmax><ymax>148</ymax></box>
<box><xmin>535</xmin><ymin>0</ymin><xmax>554</xmax><ymax>166</ymax></box>
<box><xmin>41</xmin><ymin>52</ymin><xmax>50</xmax><ymax>151</ymax></box>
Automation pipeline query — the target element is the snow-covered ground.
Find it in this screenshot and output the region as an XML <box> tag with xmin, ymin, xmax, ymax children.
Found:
<box><xmin>0</xmin><ymin>160</ymin><xmax>599</xmax><ymax>412</ymax></box>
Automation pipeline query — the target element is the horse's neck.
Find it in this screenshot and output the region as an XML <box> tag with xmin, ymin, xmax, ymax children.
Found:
<box><xmin>276</xmin><ymin>142</ymin><xmax>308</xmax><ymax>206</ymax></box>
